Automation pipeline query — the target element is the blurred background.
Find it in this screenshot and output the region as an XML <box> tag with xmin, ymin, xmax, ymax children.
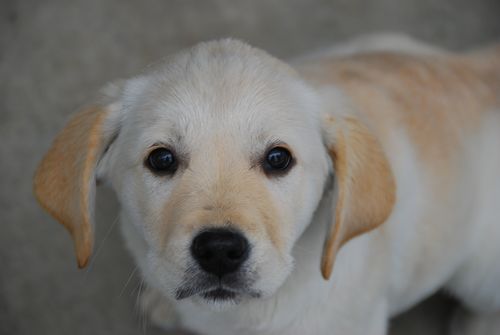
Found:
<box><xmin>1</xmin><ymin>0</ymin><xmax>499</xmax><ymax>334</ymax></box>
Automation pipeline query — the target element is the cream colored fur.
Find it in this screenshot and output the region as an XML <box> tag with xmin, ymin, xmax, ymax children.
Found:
<box><xmin>34</xmin><ymin>34</ymin><xmax>500</xmax><ymax>335</ymax></box>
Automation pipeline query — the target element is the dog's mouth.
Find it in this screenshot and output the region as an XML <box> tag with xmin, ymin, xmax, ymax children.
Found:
<box><xmin>175</xmin><ymin>270</ymin><xmax>261</xmax><ymax>302</ymax></box>
<box><xmin>201</xmin><ymin>287</ymin><xmax>238</xmax><ymax>301</ymax></box>
<box><xmin>175</xmin><ymin>283</ymin><xmax>261</xmax><ymax>302</ymax></box>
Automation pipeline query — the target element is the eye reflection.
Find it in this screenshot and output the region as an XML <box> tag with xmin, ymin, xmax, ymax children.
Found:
<box><xmin>262</xmin><ymin>146</ymin><xmax>293</xmax><ymax>175</ymax></box>
<box><xmin>146</xmin><ymin>148</ymin><xmax>178</xmax><ymax>175</ymax></box>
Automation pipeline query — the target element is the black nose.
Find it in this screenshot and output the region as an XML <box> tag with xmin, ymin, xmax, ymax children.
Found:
<box><xmin>191</xmin><ymin>229</ymin><xmax>250</xmax><ymax>277</ymax></box>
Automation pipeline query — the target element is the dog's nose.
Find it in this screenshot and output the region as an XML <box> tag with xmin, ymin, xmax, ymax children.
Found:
<box><xmin>191</xmin><ymin>229</ymin><xmax>249</xmax><ymax>277</ymax></box>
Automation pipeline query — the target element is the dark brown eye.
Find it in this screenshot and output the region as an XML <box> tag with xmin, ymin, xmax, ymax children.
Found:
<box><xmin>263</xmin><ymin>147</ymin><xmax>293</xmax><ymax>174</ymax></box>
<box><xmin>146</xmin><ymin>148</ymin><xmax>178</xmax><ymax>175</ymax></box>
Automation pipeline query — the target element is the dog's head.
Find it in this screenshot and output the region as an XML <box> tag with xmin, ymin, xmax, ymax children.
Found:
<box><xmin>34</xmin><ymin>40</ymin><xmax>395</xmax><ymax>307</ymax></box>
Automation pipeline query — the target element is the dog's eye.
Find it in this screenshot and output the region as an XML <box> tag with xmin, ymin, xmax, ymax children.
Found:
<box><xmin>146</xmin><ymin>148</ymin><xmax>178</xmax><ymax>175</ymax></box>
<box><xmin>263</xmin><ymin>147</ymin><xmax>293</xmax><ymax>174</ymax></box>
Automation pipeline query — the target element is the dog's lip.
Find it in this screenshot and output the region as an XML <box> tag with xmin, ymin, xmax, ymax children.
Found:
<box><xmin>175</xmin><ymin>284</ymin><xmax>237</xmax><ymax>300</ymax></box>
<box><xmin>175</xmin><ymin>267</ymin><xmax>261</xmax><ymax>301</ymax></box>
<box><xmin>201</xmin><ymin>287</ymin><xmax>237</xmax><ymax>301</ymax></box>
<box><xmin>175</xmin><ymin>284</ymin><xmax>240</xmax><ymax>300</ymax></box>
<box><xmin>175</xmin><ymin>283</ymin><xmax>261</xmax><ymax>301</ymax></box>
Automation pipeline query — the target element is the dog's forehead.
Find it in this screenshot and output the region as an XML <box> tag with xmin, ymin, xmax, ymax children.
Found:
<box><xmin>122</xmin><ymin>40</ymin><xmax>321</xmax><ymax>150</ymax></box>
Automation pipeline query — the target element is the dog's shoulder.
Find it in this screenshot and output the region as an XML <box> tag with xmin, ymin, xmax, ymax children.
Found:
<box><xmin>296</xmin><ymin>35</ymin><xmax>499</xmax><ymax>184</ymax></box>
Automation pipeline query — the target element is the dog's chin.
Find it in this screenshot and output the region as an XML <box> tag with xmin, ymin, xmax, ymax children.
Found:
<box><xmin>182</xmin><ymin>286</ymin><xmax>262</xmax><ymax>308</ymax></box>
<box><xmin>206</xmin><ymin>288</ymin><xmax>268</xmax><ymax>311</ymax></box>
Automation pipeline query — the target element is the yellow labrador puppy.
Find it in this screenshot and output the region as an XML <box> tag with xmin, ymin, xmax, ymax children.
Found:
<box><xmin>34</xmin><ymin>34</ymin><xmax>500</xmax><ymax>335</ymax></box>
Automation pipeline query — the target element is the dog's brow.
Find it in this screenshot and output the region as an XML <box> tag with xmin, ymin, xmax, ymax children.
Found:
<box><xmin>148</xmin><ymin>141</ymin><xmax>174</xmax><ymax>149</ymax></box>
<box><xmin>146</xmin><ymin>131</ymin><xmax>183</xmax><ymax>149</ymax></box>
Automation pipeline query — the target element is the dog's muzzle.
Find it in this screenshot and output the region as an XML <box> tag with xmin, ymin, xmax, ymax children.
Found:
<box><xmin>174</xmin><ymin>228</ymin><xmax>259</xmax><ymax>302</ymax></box>
<box><xmin>190</xmin><ymin>228</ymin><xmax>250</xmax><ymax>276</ymax></box>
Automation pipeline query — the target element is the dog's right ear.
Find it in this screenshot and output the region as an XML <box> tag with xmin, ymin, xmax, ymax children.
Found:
<box><xmin>321</xmin><ymin>115</ymin><xmax>396</xmax><ymax>280</ymax></box>
<box><xmin>33</xmin><ymin>85</ymin><xmax>123</xmax><ymax>268</ymax></box>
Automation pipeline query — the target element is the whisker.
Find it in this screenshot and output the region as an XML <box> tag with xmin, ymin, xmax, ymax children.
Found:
<box><xmin>134</xmin><ymin>278</ymin><xmax>147</xmax><ymax>334</ymax></box>
<box><xmin>119</xmin><ymin>266</ymin><xmax>138</xmax><ymax>297</ymax></box>
<box><xmin>82</xmin><ymin>214</ymin><xmax>120</xmax><ymax>282</ymax></box>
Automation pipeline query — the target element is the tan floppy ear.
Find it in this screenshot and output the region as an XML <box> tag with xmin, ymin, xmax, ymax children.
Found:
<box><xmin>321</xmin><ymin>116</ymin><xmax>396</xmax><ymax>279</ymax></box>
<box><xmin>33</xmin><ymin>105</ymin><xmax>115</xmax><ymax>268</ymax></box>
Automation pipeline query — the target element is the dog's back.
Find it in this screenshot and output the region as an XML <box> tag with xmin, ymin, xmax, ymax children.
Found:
<box><xmin>297</xmin><ymin>35</ymin><xmax>500</xmax><ymax>319</ymax></box>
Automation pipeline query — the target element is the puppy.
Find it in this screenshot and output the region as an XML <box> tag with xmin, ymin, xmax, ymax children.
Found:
<box><xmin>34</xmin><ymin>34</ymin><xmax>500</xmax><ymax>334</ymax></box>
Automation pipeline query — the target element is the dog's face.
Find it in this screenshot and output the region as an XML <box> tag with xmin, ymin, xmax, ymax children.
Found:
<box><xmin>34</xmin><ymin>39</ymin><xmax>395</xmax><ymax>309</ymax></box>
<box><xmin>102</xmin><ymin>41</ymin><xmax>330</xmax><ymax>306</ymax></box>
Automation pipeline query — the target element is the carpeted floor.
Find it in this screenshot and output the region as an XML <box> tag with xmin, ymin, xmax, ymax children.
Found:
<box><xmin>1</xmin><ymin>1</ymin><xmax>499</xmax><ymax>334</ymax></box>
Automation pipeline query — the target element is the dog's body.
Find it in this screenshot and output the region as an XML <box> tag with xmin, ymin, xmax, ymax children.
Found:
<box><xmin>34</xmin><ymin>34</ymin><xmax>500</xmax><ymax>334</ymax></box>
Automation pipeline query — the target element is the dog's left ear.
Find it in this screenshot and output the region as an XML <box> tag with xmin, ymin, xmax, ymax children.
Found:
<box><xmin>33</xmin><ymin>97</ymin><xmax>121</xmax><ymax>269</ymax></box>
<box><xmin>321</xmin><ymin>116</ymin><xmax>396</xmax><ymax>279</ymax></box>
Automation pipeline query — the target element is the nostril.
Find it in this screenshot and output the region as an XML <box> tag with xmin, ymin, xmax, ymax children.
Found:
<box><xmin>227</xmin><ymin>249</ymin><xmax>242</xmax><ymax>260</ymax></box>
<box><xmin>227</xmin><ymin>240</ymin><xmax>247</xmax><ymax>260</ymax></box>
<box><xmin>191</xmin><ymin>228</ymin><xmax>250</xmax><ymax>276</ymax></box>
<box><xmin>197</xmin><ymin>249</ymin><xmax>213</xmax><ymax>261</ymax></box>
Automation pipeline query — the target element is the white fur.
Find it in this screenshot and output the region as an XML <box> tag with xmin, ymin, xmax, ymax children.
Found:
<box><xmin>92</xmin><ymin>35</ymin><xmax>500</xmax><ymax>334</ymax></box>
